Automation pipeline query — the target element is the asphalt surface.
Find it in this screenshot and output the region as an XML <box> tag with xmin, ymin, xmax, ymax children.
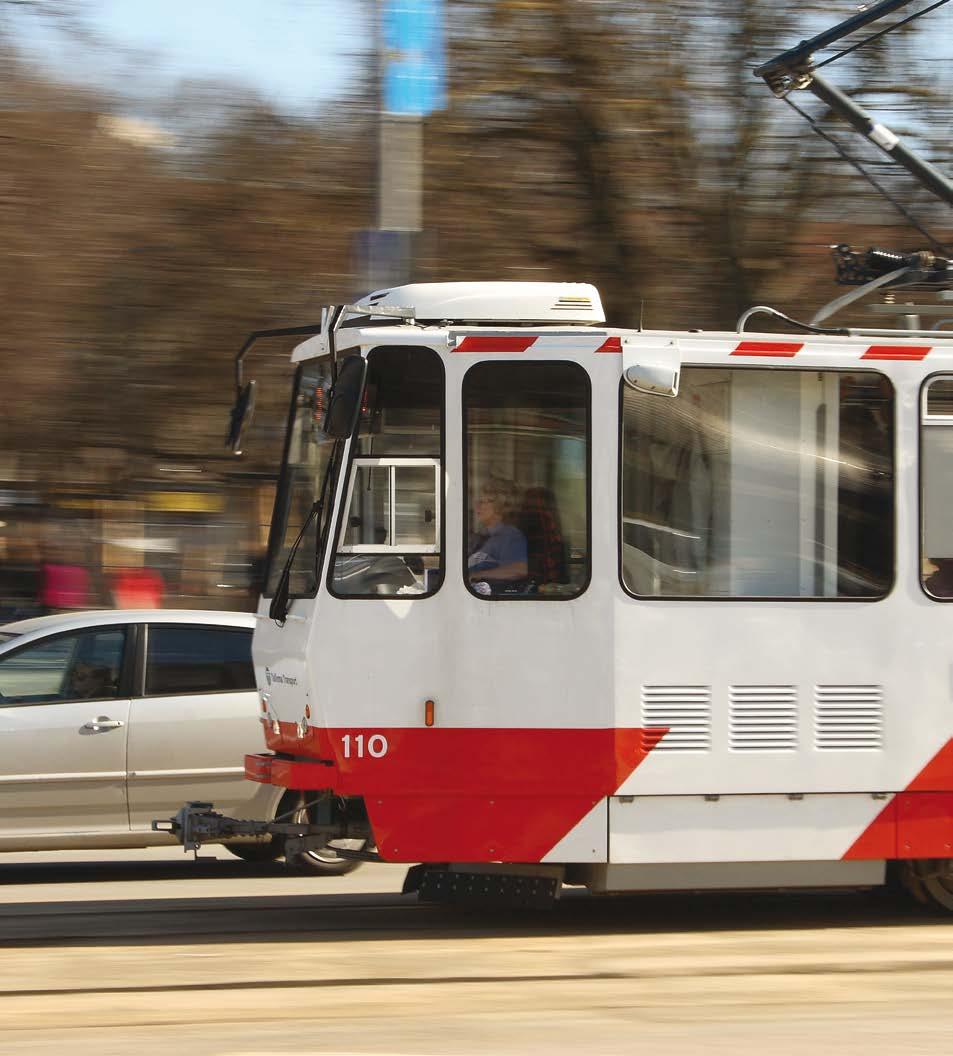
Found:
<box><xmin>3</xmin><ymin>847</ymin><xmax>953</xmax><ymax>1055</ymax></box>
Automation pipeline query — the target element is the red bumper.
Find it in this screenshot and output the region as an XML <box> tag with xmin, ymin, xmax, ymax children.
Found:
<box><xmin>244</xmin><ymin>752</ymin><xmax>336</xmax><ymax>790</ymax></box>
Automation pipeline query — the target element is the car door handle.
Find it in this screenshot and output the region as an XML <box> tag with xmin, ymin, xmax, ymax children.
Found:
<box><xmin>83</xmin><ymin>717</ymin><xmax>125</xmax><ymax>731</ymax></box>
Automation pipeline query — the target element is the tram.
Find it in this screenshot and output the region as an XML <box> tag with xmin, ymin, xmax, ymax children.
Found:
<box><xmin>158</xmin><ymin>278</ymin><xmax>953</xmax><ymax>910</ymax></box>
<box><xmin>157</xmin><ymin>0</ymin><xmax>953</xmax><ymax>909</ymax></box>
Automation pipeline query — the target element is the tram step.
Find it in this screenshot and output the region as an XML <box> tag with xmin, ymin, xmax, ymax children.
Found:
<box><xmin>405</xmin><ymin>865</ymin><xmax>560</xmax><ymax>909</ymax></box>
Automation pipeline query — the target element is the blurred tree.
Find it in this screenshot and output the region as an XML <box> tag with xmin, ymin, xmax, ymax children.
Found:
<box><xmin>426</xmin><ymin>0</ymin><xmax>951</xmax><ymax>328</ymax></box>
<box><xmin>0</xmin><ymin>0</ymin><xmax>949</xmax><ymax>491</ymax></box>
<box><xmin>0</xmin><ymin>39</ymin><xmax>376</xmax><ymax>477</ymax></box>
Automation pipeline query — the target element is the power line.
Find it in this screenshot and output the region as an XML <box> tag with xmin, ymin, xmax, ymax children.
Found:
<box><xmin>782</xmin><ymin>94</ymin><xmax>949</xmax><ymax>253</ymax></box>
<box><xmin>813</xmin><ymin>0</ymin><xmax>952</xmax><ymax>70</ymax></box>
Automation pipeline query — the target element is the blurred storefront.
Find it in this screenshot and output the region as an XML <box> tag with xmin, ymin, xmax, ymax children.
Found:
<box><xmin>0</xmin><ymin>450</ymin><xmax>274</xmax><ymax>620</ymax></box>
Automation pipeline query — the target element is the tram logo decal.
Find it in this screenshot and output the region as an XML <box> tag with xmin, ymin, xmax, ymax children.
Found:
<box><xmin>264</xmin><ymin>667</ymin><xmax>298</xmax><ymax>687</ymax></box>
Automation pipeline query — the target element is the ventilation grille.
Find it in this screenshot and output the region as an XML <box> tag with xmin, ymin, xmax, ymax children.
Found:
<box><xmin>815</xmin><ymin>685</ymin><xmax>883</xmax><ymax>750</ymax></box>
<box><xmin>729</xmin><ymin>685</ymin><xmax>797</xmax><ymax>751</ymax></box>
<box><xmin>553</xmin><ymin>295</ymin><xmax>594</xmax><ymax>312</ymax></box>
<box><xmin>642</xmin><ymin>685</ymin><xmax>711</xmax><ymax>751</ymax></box>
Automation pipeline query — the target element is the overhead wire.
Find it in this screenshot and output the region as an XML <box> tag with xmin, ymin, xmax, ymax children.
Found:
<box><xmin>812</xmin><ymin>0</ymin><xmax>952</xmax><ymax>70</ymax></box>
<box><xmin>776</xmin><ymin>0</ymin><xmax>952</xmax><ymax>253</ymax></box>
<box><xmin>782</xmin><ymin>94</ymin><xmax>950</xmax><ymax>253</ymax></box>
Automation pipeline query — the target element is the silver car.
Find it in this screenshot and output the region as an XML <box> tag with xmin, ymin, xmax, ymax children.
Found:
<box><xmin>0</xmin><ymin>609</ymin><xmax>358</xmax><ymax>874</ymax></box>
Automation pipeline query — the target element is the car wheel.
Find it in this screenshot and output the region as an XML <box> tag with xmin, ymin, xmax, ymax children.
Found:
<box><xmin>286</xmin><ymin>838</ymin><xmax>366</xmax><ymax>875</ymax></box>
<box><xmin>224</xmin><ymin>838</ymin><xmax>282</xmax><ymax>864</ymax></box>
<box><xmin>280</xmin><ymin>791</ymin><xmax>366</xmax><ymax>876</ymax></box>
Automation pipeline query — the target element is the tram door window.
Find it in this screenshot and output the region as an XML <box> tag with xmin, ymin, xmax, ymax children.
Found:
<box><xmin>331</xmin><ymin>346</ymin><xmax>444</xmax><ymax>597</ymax></box>
<box><xmin>921</xmin><ymin>377</ymin><xmax>953</xmax><ymax>599</ymax></box>
<box><xmin>620</xmin><ymin>368</ymin><xmax>894</xmax><ymax>599</ymax></box>
<box><xmin>463</xmin><ymin>361</ymin><xmax>590</xmax><ymax>599</ymax></box>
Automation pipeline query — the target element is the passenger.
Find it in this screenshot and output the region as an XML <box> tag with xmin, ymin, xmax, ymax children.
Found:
<box><xmin>468</xmin><ymin>476</ymin><xmax>529</xmax><ymax>586</ymax></box>
<box><xmin>520</xmin><ymin>486</ymin><xmax>569</xmax><ymax>586</ymax></box>
<box><xmin>39</xmin><ymin>558</ymin><xmax>91</xmax><ymax>614</ymax></box>
<box><xmin>67</xmin><ymin>662</ymin><xmax>111</xmax><ymax>700</ymax></box>
<box><xmin>111</xmin><ymin>566</ymin><xmax>164</xmax><ymax>608</ymax></box>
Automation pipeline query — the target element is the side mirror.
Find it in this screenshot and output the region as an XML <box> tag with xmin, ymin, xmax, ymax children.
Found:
<box><xmin>325</xmin><ymin>356</ymin><xmax>367</xmax><ymax>439</ymax></box>
<box><xmin>226</xmin><ymin>380</ymin><xmax>257</xmax><ymax>454</ymax></box>
<box><xmin>622</xmin><ymin>337</ymin><xmax>680</xmax><ymax>398</ymax></box>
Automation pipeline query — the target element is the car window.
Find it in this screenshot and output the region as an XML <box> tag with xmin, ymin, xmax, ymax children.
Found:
<box><xmin>145</xmin><ymin>625</ymin><xmax>255</xmax><ymax>696</ymax></box>
<box><xmin>0</xmin><ymin>628</ymin><xmax>127</xmax><ymax>707</ymax></box>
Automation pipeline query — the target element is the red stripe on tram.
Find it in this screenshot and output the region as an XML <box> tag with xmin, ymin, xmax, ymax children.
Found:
<box><xmin>731</xmin><ymin>340</ymin><xmax>803</xmax><ymax>358</ymax></box>
<box><xmin>861</xmin><ymin>345</ymin><xmax>931</xmax><ymax>361</ymax></box>
<box><xmin>454</xmin><ymin>336</ymin><xmax>538</xmax><ymax>354</ymax></box>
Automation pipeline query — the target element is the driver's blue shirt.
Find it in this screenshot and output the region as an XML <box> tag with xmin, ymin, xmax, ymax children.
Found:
<box><xmin>468</xmin><ymin>521</ymin><xmax>528</xmax><ymax>573</ymax></box>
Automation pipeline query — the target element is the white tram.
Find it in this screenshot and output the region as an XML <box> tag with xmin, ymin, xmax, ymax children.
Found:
<box><xmin>166</xmin><ymin>278</ymin><xmax>953</xmax><ymax>910</ymax></box>
<box><xmin>154</xmin><ymin>0</ymin><xmax>953</xmax><ymax>908</ymax></box>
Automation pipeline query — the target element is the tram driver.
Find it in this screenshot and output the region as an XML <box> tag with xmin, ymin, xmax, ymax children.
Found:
<box><xmin>468</xmin><ymin>476</ymin><xmax>529</xmax><ymax>592</ymax></box>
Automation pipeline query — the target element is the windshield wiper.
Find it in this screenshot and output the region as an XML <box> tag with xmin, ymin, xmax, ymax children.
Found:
<box><xmin>269</xmin><ymin>444</ymin><xmax>340</xmax><ymax>625</ymax></box>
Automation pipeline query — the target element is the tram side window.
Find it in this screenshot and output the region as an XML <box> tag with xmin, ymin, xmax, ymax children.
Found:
<box><xmin>331</xmin><ymin>346</ymin><xmax>444</xmax><ymax>597</ymax></box>
<box><xmin>620</xmin><ymin>368</ymin><xmax>894</xmax><ymax>599</ymax></box>
<box><xmin>463</xmin><ymin>361</ymin><xmax>590</xmax><ymax>599</ymax></box>
<box><xmin>921</xmin><ymin>377</ymin><xmax>953</xmax><ymax>599</ymax></box>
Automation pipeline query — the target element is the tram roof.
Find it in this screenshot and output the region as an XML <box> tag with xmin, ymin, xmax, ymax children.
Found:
<box><xmin>353</xmin><ymin>282</ymin><xmax>606</xmax><ymax>326</ymax></box>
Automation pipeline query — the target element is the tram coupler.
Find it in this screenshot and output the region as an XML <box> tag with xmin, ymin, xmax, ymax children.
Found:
<box><xmin>153</xmin><ymin>802</ymin><xmax>282</xmax><ymax>853</ymax></box>
<box><xmin>152</xmin><ymin>796</ymin><xmax>373</xmax><ymax>856</ymax></box>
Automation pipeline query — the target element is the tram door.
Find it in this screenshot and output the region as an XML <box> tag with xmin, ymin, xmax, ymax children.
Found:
<box><xmin>453</xmin><ymin>358</ymin><xmax>606</xmax><ymax>734</ymax></box>
<box><xmin>316</xmin><ymin>346</ymin><xmax>449</xmax><ymax>732</ymax></box>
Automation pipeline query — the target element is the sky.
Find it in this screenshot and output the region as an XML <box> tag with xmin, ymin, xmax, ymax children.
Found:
<box><xmin>7</xmin><ymin>0</ymin><xmax>369</xmax><ymax>113</ymax></box>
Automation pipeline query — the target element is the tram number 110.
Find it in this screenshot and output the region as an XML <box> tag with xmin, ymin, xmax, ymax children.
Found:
<box><xmin>341</xmin><ymin>733</ymin><xmax>389</xmax><ymax>759</ymax></box>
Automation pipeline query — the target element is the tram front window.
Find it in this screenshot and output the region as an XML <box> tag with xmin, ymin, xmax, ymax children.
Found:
<box><xmin>265</xmin><ymin>358</ymin><xmax>338</xmax><ymax>599</ymax></box>
<box><xmin>331</xmin><ymin>346</ymin><xmax>444</xmax><ymax>597</ymax></box>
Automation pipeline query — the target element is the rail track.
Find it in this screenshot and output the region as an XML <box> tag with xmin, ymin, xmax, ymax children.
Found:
<box><xmin>4</xmin><ymin>853</ymin><xmax>953</xmax><ymax>1055</ymax></box>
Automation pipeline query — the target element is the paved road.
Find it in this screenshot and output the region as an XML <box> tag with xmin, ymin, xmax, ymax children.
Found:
<box><xmin>4</xmin><ymin>847</ymin><xmax>953</xmax><ymax>1055</ymax></box>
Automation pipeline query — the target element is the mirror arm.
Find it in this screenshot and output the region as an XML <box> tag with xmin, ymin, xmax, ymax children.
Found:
<box><xmin>326</xmin><ymin>305</ymin><xmax>347</xmax><ymax>380</ymax></box>
<box><xmin>233</xmin><ymin>323</ymin><xmax>326</xmax><ymax>397</ymax></box>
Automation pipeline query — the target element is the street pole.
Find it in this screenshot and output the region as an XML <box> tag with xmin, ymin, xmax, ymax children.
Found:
<box><xmin>358</xmin><ymin>0</ymin><xmax>444</xmax><ymax>293</ymax></box>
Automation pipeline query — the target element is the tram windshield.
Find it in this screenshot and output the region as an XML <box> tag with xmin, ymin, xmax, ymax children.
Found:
<box><xmin>265</xmin><ymin>358</ymin><xmax>338</xmax><ymax>598</ymax></box>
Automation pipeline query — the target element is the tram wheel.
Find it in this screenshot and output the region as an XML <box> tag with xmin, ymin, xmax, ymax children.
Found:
<box><xmin>901</xmin><ymin>859</ymin><xmax>953</xmax><ymax>910</ymax></box>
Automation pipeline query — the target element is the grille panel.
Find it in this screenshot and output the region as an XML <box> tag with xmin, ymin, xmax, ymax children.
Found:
<box><xmin>815</xmin><ymin>685</ymin><xmax>883</xmax><ymax>750</ymax></box>
<box><xmin>641</xmin><ymin>685</ymin><xmax>711</xmax><ymax>751</ymax></box>
<box><xmin>730</xmin><ymin>685</ymin><xmax>797</xmax><ymax>751</ymax></box>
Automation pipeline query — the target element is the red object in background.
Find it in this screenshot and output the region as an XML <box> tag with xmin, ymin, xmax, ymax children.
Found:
<box><xmin>112</xmin><ymin>567</ymin><xmax>164</xmax><ymax>608</ymax></box>
<box><xmin>40</xmin><ymin>563</ymin><xmax>91</xmax><ymax>611</ymax></box>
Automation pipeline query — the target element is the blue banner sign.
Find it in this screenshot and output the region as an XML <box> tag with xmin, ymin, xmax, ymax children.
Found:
<box><xmin>382</xmin><ymin>0</ymin><xmax>446</xmax><ymax>116</ymax></box>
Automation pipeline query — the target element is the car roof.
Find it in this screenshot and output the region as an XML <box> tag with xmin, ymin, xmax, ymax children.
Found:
<box><xmin>0</xmin><ymin>609</ymin><xmax>257</xmax><ymax>637</ymax></box>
